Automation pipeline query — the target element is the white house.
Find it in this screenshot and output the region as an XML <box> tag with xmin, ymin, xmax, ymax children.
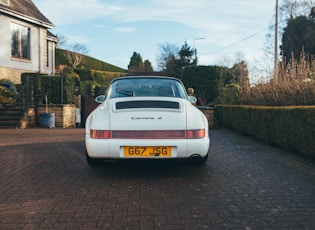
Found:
<box><xmin>0</xmin><ymin>0</ymin><xmax>58</xmax><ymax>84</ymax></box>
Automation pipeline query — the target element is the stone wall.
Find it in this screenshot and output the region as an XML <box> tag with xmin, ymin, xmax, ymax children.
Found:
<box><xmin>0</xmin><ymin>66</ymin><xmax>33</xmax><ymax>84</ymax></box>
<box><xmin>20</xmin><ymin>108</ymin><xmax>36</xmax><ymax>128</ymax></box>
<box><xmin>37</xmin><ymin>105</ymin><xmax>76</xmax><ymax>128</ymax></box>
<box><xmin>197</xmin><ymin>106</ymin><xmax>214</xmax><ymax>128</ymax></box>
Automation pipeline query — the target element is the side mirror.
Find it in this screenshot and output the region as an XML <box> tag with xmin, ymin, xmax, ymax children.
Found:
<box><xmin>188</xmin><ymin>96</ymin><xmax>197</xmax><ymax>104</ymax></box>
<box><xmin>95</xmin><ymin>95</ymin><xmax>105</xmax><ymax>103</ymax></box>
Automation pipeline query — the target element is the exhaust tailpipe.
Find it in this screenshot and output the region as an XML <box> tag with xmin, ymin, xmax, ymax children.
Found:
<box><xmin>189</xmin><ymin>154</ymin><xmax>201</xmax><ymax>160</ymax></box>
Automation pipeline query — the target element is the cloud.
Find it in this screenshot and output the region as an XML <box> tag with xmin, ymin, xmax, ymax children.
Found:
<box><xmin>33</xmin><ymin>0</ymin><xmax>276</xmax><ymax>73</ymax></box>
<box><xmin>35</xmin><ymin>0</ymin><xmax>274</xmax><ymax>39</ymax></box>
<box><xmin>66</xmin><ymin>34</ymin><xmax>91</xmax><ymax>45</ymax></box>
<box><xmin>34</xmin><ymin>0</ymin><xmax>122</xmax><ymax>25</ymax></box>
<box><xmin>92</xmin><ymin>24</ymin><xmax>107</xmax><ymax>29</ymax></box>
<box><xmin>105</xmin><ymin>0</ymin><xmax>274</xmax><ymax>42</ymax></box>
<box><xmin>113</xmin><ymin>27</ymin><xmax>137</xmax><ymax>33</ymax></box>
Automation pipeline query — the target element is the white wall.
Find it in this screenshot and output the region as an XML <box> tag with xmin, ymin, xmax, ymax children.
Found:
<box><xmin>0</xmin><ymin>15</ymin><xmax>55</xmax><ymax>84</ymax></box>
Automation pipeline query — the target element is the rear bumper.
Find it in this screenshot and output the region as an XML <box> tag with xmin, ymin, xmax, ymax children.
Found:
<box><xmin>85</xmin><ymin>136</ymin><xmax>209</xmax><ymax>159</ymax></box>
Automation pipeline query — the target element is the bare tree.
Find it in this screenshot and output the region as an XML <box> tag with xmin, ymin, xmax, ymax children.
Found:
<box><xmin>280</xmin><ymin>0</ymin><xmax>314</xmax><ymax>21</ymax></box>
<box><xmin>157</xmin><ymin>42</ymin><xmax>179</xmax><ymax>71</ymax></box>
<box><xmin>215</xmin><ymin>55</ymin><xmax>233</xmax><ymax>68</ymax></box>
<box><xmin>55</xmin><ymin>34</ymin><xmax>68</xmax><ymax>49</ymax></box>
<box><xmin>64</xmin><ymin>43</ymin><xmax>89</xmax><ymax>68</ymax></box>
<box><xmin>264</xmin><ymin>0</ymin><xmax>315</xmax><ymax>58</ymax></box>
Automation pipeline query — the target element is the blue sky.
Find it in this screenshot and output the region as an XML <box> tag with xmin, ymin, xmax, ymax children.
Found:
<box><xmin>33</xmin><ymin>0</ymin><xmax>280</xmax><ymax>74</ymax></box>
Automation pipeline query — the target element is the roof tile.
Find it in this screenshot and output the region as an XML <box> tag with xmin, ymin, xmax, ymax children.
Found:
<box><xmin>0</xmin><ymin>0</ymin><xmax>53</xmax><ymax>27</ymax></box>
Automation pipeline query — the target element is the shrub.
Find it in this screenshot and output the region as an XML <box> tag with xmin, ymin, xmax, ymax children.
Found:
<box><xmin>240</xmin><ymin>51</ymin><xmax>315</xmax><ymax>106</ymax></box>
<box><xmin>21</xmin><ymin>73</ymin><xmax>77</xmax><ymax>105</ymax></box>
<box><xmin>181</xmin><ymin>66</ymin><xmax>223</xmax><ymax>105</ymax></box>
<box><xmin>75</xmin><ymin>68</ymin><xmax>124</xmax><ymax>97</ymax></box>
<box><xmin>0</xmin><ymin>79</ymin><xmax>18</xmax><ymax>104</ymax></box>
<box><xmin>220</xmin><ymin>84</ymin><xmax>241</xmax><ymax>105</ymax></box>
<box><xmin>40</xmin><ymin>75</ymin><xmax>77</xmax><ymax>104</ymax></box>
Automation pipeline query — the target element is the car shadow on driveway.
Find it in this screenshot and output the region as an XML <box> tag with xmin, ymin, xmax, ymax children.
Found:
<box><xmin>87</xmin><ymin>159</ymin><xmax>210</xmax><ymax>179</ymax></box>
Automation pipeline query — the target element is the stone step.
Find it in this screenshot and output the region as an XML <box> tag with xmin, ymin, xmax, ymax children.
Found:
<box><xmin>0</xmin><ymin>115</ymin><xmax>20</xmax><ymax>120</ymax></box>
<box><xmin>0</xmin><ymin>120</ymin><xmax>19</xmax><ymax>128</ymax></box>
<box><xmin>0</xmin><ymin>110</ymin><xmax>20</xmax><ymax>115</ymax></box>
<box><xmin>0</xmin><ymin>104</ymin><xmax>25</xmax><ymax>128</ymax></box>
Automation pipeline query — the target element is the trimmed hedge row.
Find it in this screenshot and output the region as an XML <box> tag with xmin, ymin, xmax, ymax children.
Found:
<box><xmin>215</xmin><ymin>105</ymin><xmax>315</xmax><ymax>158</ymax></box>
<box><xmin>74</xmin><ymin>68</ymin><xmax>124</xmax><ymax>97</ymax></box>
<box><xmin>21</xmin><ymin>73</ymin><xmax>77</xmax><ymax>105</ymax></box>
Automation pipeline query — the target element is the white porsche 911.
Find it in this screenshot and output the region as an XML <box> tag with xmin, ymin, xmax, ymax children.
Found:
<box><xmin>85</xmin><ymin>76</ymin><xmax>210</xmax><ymax>165</ymax></box>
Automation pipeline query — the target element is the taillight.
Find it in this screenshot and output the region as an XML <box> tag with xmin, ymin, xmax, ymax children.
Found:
<box><xmin>186</xmin><ymin>129</ymin><xmax>205</xmax><ymax>139</ymax></box>
<box><xmin>90</xmin><ymin>130</ymin><xmax>110</xmax><ymax>139</ymax></box>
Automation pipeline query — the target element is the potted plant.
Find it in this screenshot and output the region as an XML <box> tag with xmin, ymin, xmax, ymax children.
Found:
<box><xmin>39</xmin><ymin>93</ymin><xmax>55</xmax><ymax>128</ymax></box>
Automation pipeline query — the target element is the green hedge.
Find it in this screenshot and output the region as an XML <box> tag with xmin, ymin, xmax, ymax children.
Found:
<box><xmin>41</xmin><ymin>75</ymin><xmax>77</xmax><ymax>104</ymax></box>
<box><xmin>74</xmin><ymin>68</ymin><xmax>123</xmax><ymax>97</ymax></box>
<box><xmin>181</xmin><ymin>66</ymin><xmax>221</xmax><ymax>105</ymax></box>
<box><xmin>21</xmin><ymin>73</ymin><xmax>77</xmax><ymax>105</ymax></box>
<box><xmin>215</xmin><ymin>105</ymin><xmax>315</xmax><ymax>158</ymax></box>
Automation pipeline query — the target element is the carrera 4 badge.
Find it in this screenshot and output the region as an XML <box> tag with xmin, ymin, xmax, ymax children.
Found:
<box><xmin>131</xmin><ymin>117</ymin><xmax>162</xmax><ymax>120</ymax></box>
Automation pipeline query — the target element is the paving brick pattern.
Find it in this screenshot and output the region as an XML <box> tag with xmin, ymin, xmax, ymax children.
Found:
<box><xmin>0</xmin><ymin>128</ymin><xmax>315</xmax><ymax>229</ymax></box>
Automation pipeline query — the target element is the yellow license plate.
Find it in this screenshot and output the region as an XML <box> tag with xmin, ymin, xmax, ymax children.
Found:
<box><xmin>124</xmin><ymin>146</ymin><xmax>171</xmax><ymax>157</ymax></box>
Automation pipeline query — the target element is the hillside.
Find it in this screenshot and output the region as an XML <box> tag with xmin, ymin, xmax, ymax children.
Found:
<box><xmin>55</xmin><ymin>48</ymin><xmax>127</xmax><ymax>73</ymax></box>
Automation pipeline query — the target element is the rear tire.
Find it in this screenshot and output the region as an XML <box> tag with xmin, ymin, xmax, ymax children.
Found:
<box><xmin>86</xmin><ymin>151</ymin><xmax>101</xmax><ymax>166</ymax></box>
<box><xmin>191</xmin><ymin>153</ymin><xmax>208</xmax><ymax>165</ymax></box>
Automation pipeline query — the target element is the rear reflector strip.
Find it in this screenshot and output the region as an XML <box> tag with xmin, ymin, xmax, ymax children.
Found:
<box><xmin>90</xmin><ymin>129</ymin><xmax>205</xmax><ymax>139</ymax></box>
<box><xmin>112</xmin><ymin>130</ymin><xmax>186</xmax><ymax>139</ymax></box>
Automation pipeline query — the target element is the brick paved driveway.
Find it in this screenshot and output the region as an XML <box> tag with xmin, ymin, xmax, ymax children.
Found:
<box><xmin>1</xmin><ymin>128</ymin><xmax>315</xmax><ymax>229</ymax></box>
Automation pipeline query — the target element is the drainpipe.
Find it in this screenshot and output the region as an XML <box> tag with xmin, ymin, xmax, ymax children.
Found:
<box><xmin>52</xmin><ymin>42</ymin><xmax>55</xmax><ymax>75</ymax></box>
<box><xmin>38</xmin><ymin>28</ymin><xmax>41</xmax><ymax>73</ymax></box>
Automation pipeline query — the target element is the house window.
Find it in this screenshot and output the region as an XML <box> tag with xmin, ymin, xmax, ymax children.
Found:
<box><xmin>0</xmin><ymin>0</ymin><xmax>9</xmax><ymax>6</ymax></box>
<box><xmin>11</xmin><ymin>23</ymin><xmax>30</xmax><ymax>59</ymax></box>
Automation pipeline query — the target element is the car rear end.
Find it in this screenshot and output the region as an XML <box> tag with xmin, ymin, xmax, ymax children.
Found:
<box><xmin>86</xmin><ymin>97</ymin><xmax>209</xmax><ymax>161</ymax></box>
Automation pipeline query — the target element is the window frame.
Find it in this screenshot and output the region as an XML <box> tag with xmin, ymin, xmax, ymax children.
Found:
<box><xmin>11</xmin><ymin>23</ymin><xmax>31</xmax><ymax>60</ymax></box>
<box><xmin>108</xmin><ymin>77</ymin><xmax>187</xmax><ymax>99</ymax></box>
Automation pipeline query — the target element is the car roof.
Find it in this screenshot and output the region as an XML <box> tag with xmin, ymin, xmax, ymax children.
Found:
<box><xmin>111</xmin><ymin>75</ymin><xmax>182</xmax><ymax>82</ymax></box>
